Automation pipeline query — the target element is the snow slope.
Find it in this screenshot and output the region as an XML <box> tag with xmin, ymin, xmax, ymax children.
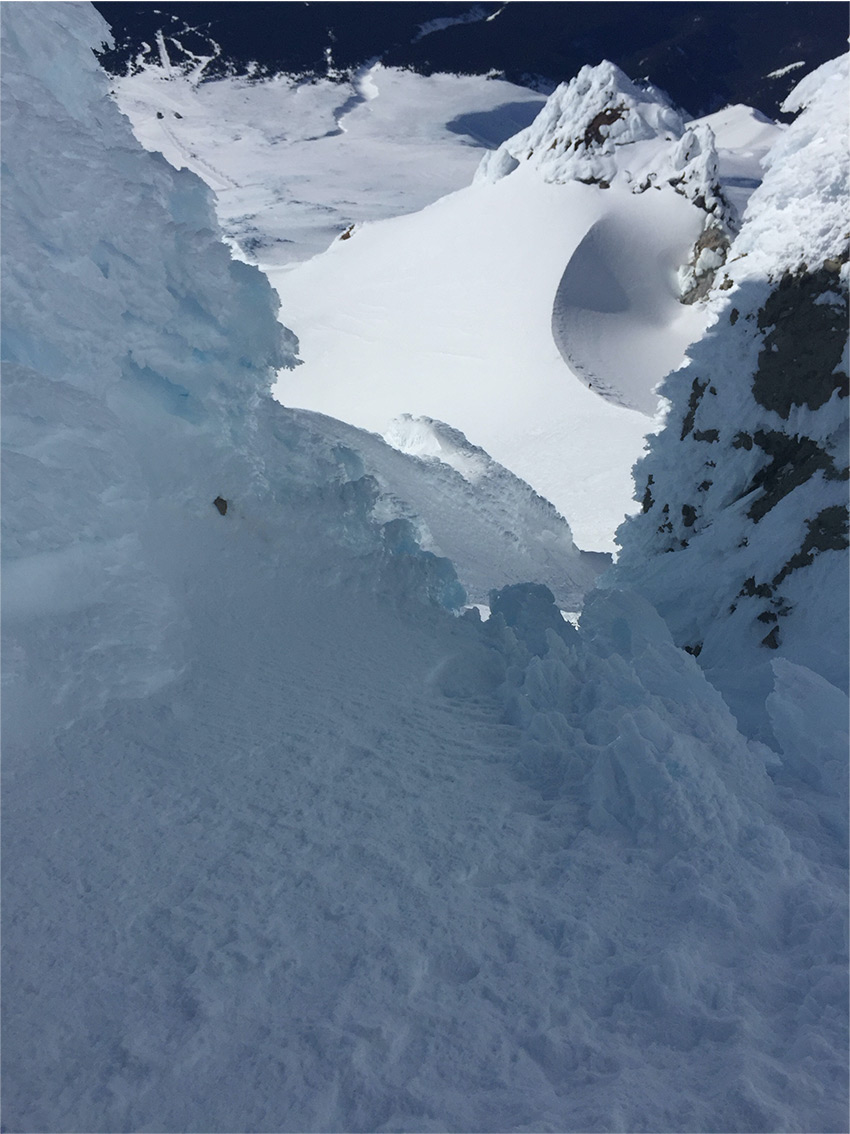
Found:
<box><xmin>269</xmin><ymin>64</ymin><xmax>737</xmax><ymax>549</ymax></box>
<box><xmin>295</xmin><ymin>410</ymin><xmax>609</xmax><ymax>608</ymax></box>
<box><xmin>271</xmin><ymin>163</ymin><xmax>654</xmax><ymax>552</ymax></box>
<box><xmin>2</xmin><ymin>7</ymin><xmax>847</xmax><ymax>1133</ymax></box>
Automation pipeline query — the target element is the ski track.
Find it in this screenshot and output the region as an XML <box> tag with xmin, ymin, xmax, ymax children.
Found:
<box><xmin>156</xmin><ymin>120</ymin><xmax>240</xmax><ymax>191</ymax></box>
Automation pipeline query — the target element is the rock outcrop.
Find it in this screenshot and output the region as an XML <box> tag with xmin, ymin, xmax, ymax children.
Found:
<box><xmin>612</xmin><ymin>55</ymin><xmax>849</xmax><ymax>737</ymax></box>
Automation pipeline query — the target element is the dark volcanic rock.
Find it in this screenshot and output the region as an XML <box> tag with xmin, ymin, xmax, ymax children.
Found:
<box><xmin>753</xmin><ymin>265</ymin><xmax>849</xmax><ymax>418</ymax></box>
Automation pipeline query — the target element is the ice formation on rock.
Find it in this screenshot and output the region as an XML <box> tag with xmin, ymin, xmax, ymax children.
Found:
<box><xmin>1</xmin><ymin>1</ymin><xmax>463</xmax><ymax>742</ymax></box>
<box><xmin>478</xmin><ymin>61</ymin><xmax>738</xmax><ymax>301</ymax></box>
<box><xmin>614</xmin><ymin>54</ymin><xmax>849</xmax><ymax>737</ymax></box>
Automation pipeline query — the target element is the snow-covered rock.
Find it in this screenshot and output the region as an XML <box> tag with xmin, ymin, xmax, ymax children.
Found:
<box><xmin>479</xmin><ymin>61</ymin><xmax>740</xmax><ymax>305</ymax></box>
<box><xmin>477</xmin><ymin>62</ymin><xmax>685</xmax><ymax>188</ymax></box>
<box><xmin>477</xmin><ymin>61</ymin><xmax>733</xmax><ymax>221</ymax></box>
<box><xmin>613</xmin><ymin>55</ymin><xmax>849</xmax><ymax>739</ymax></box>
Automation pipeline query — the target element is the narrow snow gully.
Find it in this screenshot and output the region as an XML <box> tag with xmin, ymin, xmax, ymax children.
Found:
<box><xmin>3</xmin><ymin>9</ymin><xmax>847</xmax><ymax>1133</ymax></box>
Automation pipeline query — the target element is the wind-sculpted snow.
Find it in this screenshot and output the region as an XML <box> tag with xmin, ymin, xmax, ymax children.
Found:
<box><xmin>614</xmin><ymin>54</ymin><xmax>849</xmax><ymax>740</ymax></box>
<box><xmin>270</xmin><ymin>161</ymin><xmax>654</xmax><ymax>552</ymax></box>
<box><xmin>109</xmin><ymin>50</ymin><xmax>781</xmax><ymax>550</ymax></box>
<box><xmin>479</xmin><ymin>61</ymin><xmax>741</xmax><ymax>309</ymax></box>
<box><xmin>433</xmin><ymin>582</ymin><xmax>848</xmax><ymax>1131</ymax></box>
<box><xmin>1</xmin><ymin>1</ymin><xmax>462</xmax><ymax>742</ymax></box>
<box><xmin>551</xmin><ymin>195</ymin><xmax>705</xmax><ymax>413</ymax></box>
<box><xmin>306</xmin><ymin>411</ymin><xmax>609</xmax><ymax>607</ymax></box>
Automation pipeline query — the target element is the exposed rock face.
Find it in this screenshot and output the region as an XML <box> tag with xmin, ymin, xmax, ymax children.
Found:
<box><xmin>752</xmin><ymin>261</ymin><xmax>849</xmax><ymax>416</ymax></box>
<box><xmin>679</xmin><ymin>223</ymin><xmax>732</xmax><ymax>304</ymax></box>
<box><xmin>611</xmin><ymin>55</ymin><xmax>849</xmax><ymax>737</ymax></box>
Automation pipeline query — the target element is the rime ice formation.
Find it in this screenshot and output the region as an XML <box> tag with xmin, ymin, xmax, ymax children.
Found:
<box><xmin>478</xmin><ymin>61</ymin><xmax>739</xmax><ymax>304</ymax></box>
<box><xmin>614</xmin><ymin>54</ymin><xmax>850</xmax><ymax>739</ymax></box>
<box><xmin>317</xmin><ymin>412</ymin><xmax>610</xmax><ymax>607</ymax></box>
<box><xmin>476</xmin><ymin>61</ymin><xmax>732</xmax><ymax>222</ymax></box>
<box><xmin>1</xmin><ymin>1</ymin><xmax>463</xmax><ymax>744</ymax></box>
<box><xmin>2</xmin><ymin>7</ymin><xmax>847</xmax><ymax>1133</ymax></box>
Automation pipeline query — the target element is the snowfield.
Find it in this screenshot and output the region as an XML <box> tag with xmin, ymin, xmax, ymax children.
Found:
<box><xmin>2</xmin><ymin>4</ymin><xmax>848</xmax><ymax>1133</ymax></box>
<box><xmin>110</xmin><ymin>46</ymin><xmax>784</xmax><ymax>554</ymax></box>
<box><xmin>270</xmin><ymin>164</ymin><xmax>652</xmax><ymax>552</ymax></box>
<box><xmin>110</xmin><ymin>51</ymin><xmax>547</xmax><ymax>267</ymax></box>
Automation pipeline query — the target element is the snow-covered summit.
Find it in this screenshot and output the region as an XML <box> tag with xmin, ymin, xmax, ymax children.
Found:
<box><xmin>477</xmin><ymin>61</ymin><xmax>731</xmax><ymax>223</ymax></box>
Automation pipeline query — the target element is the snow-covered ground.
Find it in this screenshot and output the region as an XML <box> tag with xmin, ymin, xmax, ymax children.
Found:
<box><xmin>271</xmin><ymin>165</ymin><xmax>654</xmax><ymax>552</ymax></box>
<box><xmin>110</xmin><ymin>50</ymin><xmax>783</xmax><ymax>552</ymax></box>
<box><xmin>614</xmin><ymin>52</ymin><xmax>850</xmax><ymax>740</ymax></box>
<box><xmin>110</xmin><ymin>54</ymin><xmax>546</xmax><ymax>266</ymax></box>
<box><xmin>2</xmin><ymin>5</ymin><xmax>847</xmax><ymax>1133</ymax></box>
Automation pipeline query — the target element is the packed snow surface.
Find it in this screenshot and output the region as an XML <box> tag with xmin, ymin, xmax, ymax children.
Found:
<box><xmin>271</xmin><ymin>165</ymin><xmax>657</xmax><ymax>551</ymax></box>
<box><xmin>3</xmin><ymin>6</ymin><xmax>847</xmax><ymax>1133</ymax></box>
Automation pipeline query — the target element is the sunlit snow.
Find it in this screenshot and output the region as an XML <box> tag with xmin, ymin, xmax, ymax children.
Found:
<box><xmin>109</xmin><ymin>47</ymin><xmax>789</xmax><ymax>554</ymax></box>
